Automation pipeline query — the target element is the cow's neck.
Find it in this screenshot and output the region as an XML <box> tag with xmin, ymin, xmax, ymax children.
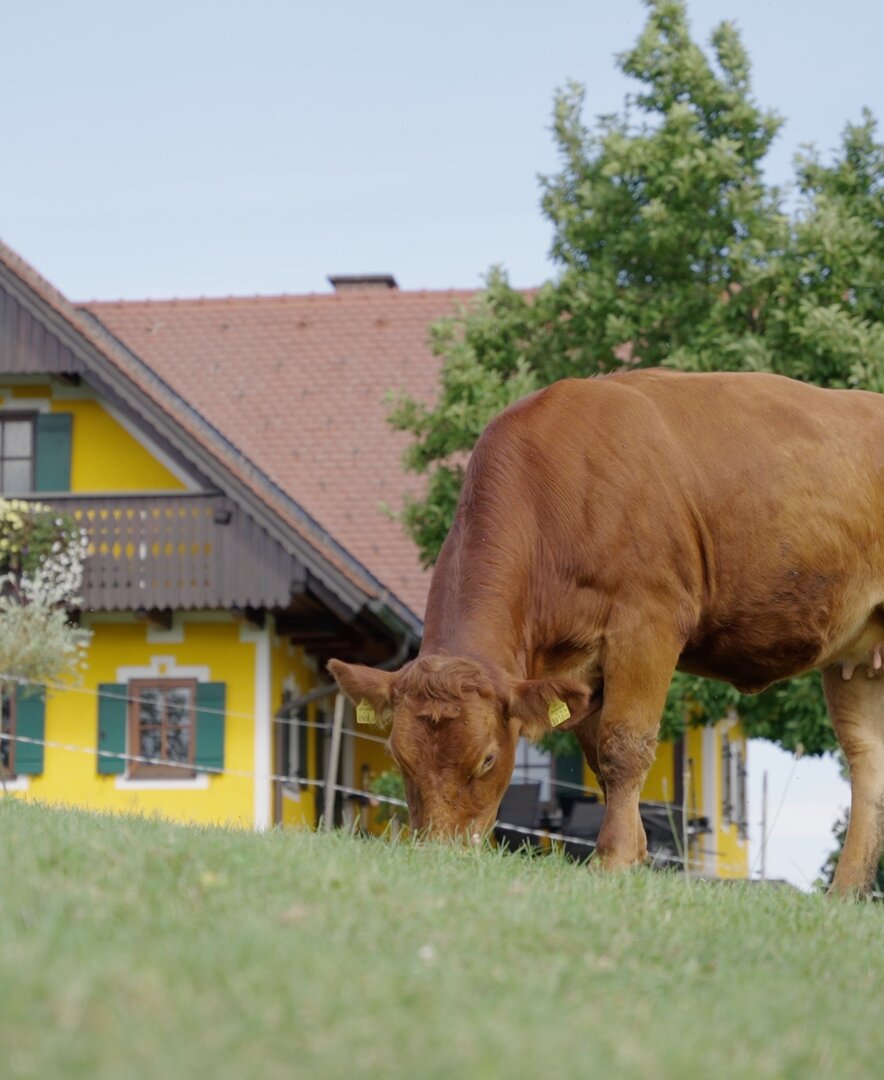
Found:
<box><xmin>420</xmin><ymin>519</ymin><xmax>536</xmax><ymax>678</ymax></box>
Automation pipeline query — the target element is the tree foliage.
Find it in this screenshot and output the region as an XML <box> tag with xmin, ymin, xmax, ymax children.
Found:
<box><xmin>388</xmin><ymin>0</ymin><xmax>882</xmax><ymax>756</ymax></box>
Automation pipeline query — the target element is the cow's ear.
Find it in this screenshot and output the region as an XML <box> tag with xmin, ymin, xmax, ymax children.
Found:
<box><xmin>327</xmin><ymin>660</ymin><xmax>395</xmax><ymax>728</ymax></box>
<box><xmin>507</xmin><ymin>678</ymin><xmax>590</xmax><ymax>740</ymax></box>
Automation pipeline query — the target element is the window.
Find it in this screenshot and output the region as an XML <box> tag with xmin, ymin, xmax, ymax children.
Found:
<box><xmin>735</xmin><ymin>750</ymin><xmax>748</xmax><ymax>840</ymax></box>
<box><xmin>98</xmin><ymin>679</ymin><xmax>224</xmax><ymax>779</ymax></box>
<box><xmin>1</xmin><ymin>691</ymin><xmax>16</xmax><ymax>777</ymax></box>
<box><xmin>0</xmin><ymin>414</ymin><xmax>35</xmax><ymax>493</ymax></box>
<box><xmin>722</xmin><ymin>733</ymin><xmax>748</xmax><ymax>838</ymax></box>
<box><xmin>278</xmin><ymin>698</ymin><xmax>309</xmax><ymax>785</ymax></box>
<box><xmin>722</xmin><ymin>736</ymin><xmax>733</xmax><ymax>821</ymax></box>
<box><xmin>129</xmin><ymin>679</ymin><xmax>196</xmax><ymax>779</ymax></box>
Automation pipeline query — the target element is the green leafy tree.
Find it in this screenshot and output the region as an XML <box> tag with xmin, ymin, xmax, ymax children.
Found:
<box><xmin>389</xmin><ymin>0</ymin><xmax>882</xmax><ymax>756</ymax></box>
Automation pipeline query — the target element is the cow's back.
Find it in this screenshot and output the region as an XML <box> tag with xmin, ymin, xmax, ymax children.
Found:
<box><xmin>459</xmin><ymin>370</ymin><xmax>884</xmax><ymax>690</ymax></box>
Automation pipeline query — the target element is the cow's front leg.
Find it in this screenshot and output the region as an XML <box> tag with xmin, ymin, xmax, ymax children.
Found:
<box><xmin>822</xmin><ymin>664</ymin><xmax>884</xmax><ymax>896</ymax></box>
<box><xmin>593</xmin><ymin>632</ymin><xmax>679</xmax><ymax>871</ymax></box>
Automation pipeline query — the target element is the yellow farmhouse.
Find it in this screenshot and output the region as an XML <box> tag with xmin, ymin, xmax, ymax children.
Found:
<box><xmin>0</xmin><ymin>242</ymin><xmax>748</xmax><ymax>877</ymax></box>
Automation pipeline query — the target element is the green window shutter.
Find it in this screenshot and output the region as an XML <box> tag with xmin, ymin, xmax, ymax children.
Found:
<box><xmin>34</xmin><ymin>412</ymin><xmax>73</xmax><ymax>492</ymax></box>
<box><xmin>97</xmin><ymin>683</ymin><xmax>127</xmax><ymax>775</ymax></box>
<box><xmin>194</xmin><ymin>682</ymin><xmax>225</xmax><ymax>773</ymax></box>
<box><xmin>14</xmin><ymin>687</ymin><xmax>45</xmax><ymax>775</ymax></box>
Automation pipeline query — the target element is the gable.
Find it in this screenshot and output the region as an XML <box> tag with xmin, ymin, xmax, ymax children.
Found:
<box><xmin>0</xmin><ymin>276</ymin><xmax>85</xmax><ymax>377</ymax></box>
<box><xmin>0</xmin><ymin>238</ymin><xmax>422</xmax><ymax>654</ymax></box>
<box><xmin>0</xmin><ymin>381</ymin><xmax>193</xmax><ymax>493</ymax></box>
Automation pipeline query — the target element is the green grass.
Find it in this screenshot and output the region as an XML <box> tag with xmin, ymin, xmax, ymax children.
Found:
<box><xmin>1</xmin><ymin>801</ymin><xmax>882</xmax><ymax>1080</ymax></box>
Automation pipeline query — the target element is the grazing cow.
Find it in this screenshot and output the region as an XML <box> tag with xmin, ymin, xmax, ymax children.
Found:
<box><xmin>329</xmin><ymin>370</ymin><xmax>884</xmax><ymax>895</ymax></box>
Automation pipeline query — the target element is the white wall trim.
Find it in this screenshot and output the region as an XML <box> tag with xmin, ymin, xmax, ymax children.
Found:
<box><xmin>1</xmin><ymin>775</ymin><xmax>31</xmax><ymax>793</ymax></box>
<box><xmin>240</xmin><ymin>620</ymin><xmax>272</xmax><ymax>831</ymax></box>
<box><xmin>0</xmin><ymin>396</ymin><xmax>51</xmax><ymax>413</ymax></box>
<box><xmin>115</xmin><ymin>773</ymin><xmax>210</xmax><ymax>792</ymax></box>
<box><xmin>115</xmin><ymin>656</ymin><xmax>210</xmax><ymax>683</ymax></box>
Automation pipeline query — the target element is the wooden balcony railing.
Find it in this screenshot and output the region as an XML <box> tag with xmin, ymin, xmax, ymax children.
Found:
<box><xmin>46</xmin><ymin>492</ymin><xmax>302</xmax><ymax>612</ymax></box>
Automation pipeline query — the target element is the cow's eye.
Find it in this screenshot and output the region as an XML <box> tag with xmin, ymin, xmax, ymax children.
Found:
<box><xmin>480</xmin><ymin>753</ymin><xmax>496</xmax><ymax>774</ymax></box>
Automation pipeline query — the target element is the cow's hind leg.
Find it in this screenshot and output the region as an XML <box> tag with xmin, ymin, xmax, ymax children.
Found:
<box><xmin>593</xmin><ymin>631</ymin><xmax>680</xmax><ymax>871</ymax></box>
<box><xmin>822</xmin><ymin>665</ymin><xmax>884</xmax><ymax>896</ymax></box>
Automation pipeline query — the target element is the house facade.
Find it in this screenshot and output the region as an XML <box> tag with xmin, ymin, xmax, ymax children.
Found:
<box><xmin>0</xmin><ymin>243</ymin><xmax>748</xmax><ymax>877</ymax></box>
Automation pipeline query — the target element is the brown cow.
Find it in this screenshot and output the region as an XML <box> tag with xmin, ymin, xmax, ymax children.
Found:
<box><xmin>329</xmin><ymin>370</ymin><xmax>884</xmax><ymax>895</ymax></box>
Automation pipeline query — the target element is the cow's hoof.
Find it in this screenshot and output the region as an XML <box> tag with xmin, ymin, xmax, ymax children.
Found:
<box><xmin>590</xmin><ymin>851</ymin><xmax>643</xmax><ymax>873</ymax></box>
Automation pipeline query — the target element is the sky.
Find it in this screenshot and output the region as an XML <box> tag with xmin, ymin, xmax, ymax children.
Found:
<box><xmin>3</xmin><ymin>0</ymin><xmax>880</xmax><ymax>886</ymax></box>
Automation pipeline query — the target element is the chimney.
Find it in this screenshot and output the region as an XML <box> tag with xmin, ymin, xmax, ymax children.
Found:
<box><xmin>328</xmin><ymin>274</ymin><xmax>398</xmax><ymax>292</ymax></box>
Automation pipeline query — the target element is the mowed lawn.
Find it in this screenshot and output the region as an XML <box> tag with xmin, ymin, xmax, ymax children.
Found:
<box><xmin>1</xmin><ymin>801</ymin><xmax>881</xmax><ymax>1080</ymax></box>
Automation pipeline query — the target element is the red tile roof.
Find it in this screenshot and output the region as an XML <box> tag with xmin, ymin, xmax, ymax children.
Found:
<box><xmin>85</xmin><ymin>287</ymin><xmax>478</xmax><ymax>622</ymax></box>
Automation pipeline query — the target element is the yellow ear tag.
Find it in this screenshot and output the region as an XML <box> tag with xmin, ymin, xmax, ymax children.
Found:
<box><xmin>356</xmin><ymin>699</ymin><xmax>377</xmax><ymax>726</ymax></box>
<box><xmin>548</xmin><ymin>698</ymin><xmax>570</xmax><ymax>727</ymax></box>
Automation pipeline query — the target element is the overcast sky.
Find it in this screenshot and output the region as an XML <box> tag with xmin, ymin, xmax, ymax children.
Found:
<box><xmin>3</xmin><ymin>0</ymin><xmax>879</xmax><ymax>885</ymax></box>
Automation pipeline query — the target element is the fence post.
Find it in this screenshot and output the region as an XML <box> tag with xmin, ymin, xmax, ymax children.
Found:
<box><xmin>322</xmin><ymin>693</ymin><xmax>346</xmax><ymax>830</ymax></box>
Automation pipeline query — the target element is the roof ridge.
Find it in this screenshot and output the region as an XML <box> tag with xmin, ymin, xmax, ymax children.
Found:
<box><xmin>84</xmin><ymin>286</ymin><xmax>485</xmax><ymax>307</ymax></box>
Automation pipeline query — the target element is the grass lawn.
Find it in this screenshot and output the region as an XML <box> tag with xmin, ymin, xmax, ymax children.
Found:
<box><xmin>1</xmin><ymin>799</ymin><xmax>882</xmax><ymax>1079</ymax></box>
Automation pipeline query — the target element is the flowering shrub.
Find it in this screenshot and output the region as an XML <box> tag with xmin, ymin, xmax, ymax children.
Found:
<box><xmin>0</xmin><ymin>498</ymin><xmax>91</xmax><ymax>689</ymax></box>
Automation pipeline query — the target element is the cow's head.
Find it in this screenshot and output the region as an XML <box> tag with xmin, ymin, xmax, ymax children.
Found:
<box><xmin>328</xmin><ymin>654</ymin><xmax>592</xmax><ymax>840</ymax></box>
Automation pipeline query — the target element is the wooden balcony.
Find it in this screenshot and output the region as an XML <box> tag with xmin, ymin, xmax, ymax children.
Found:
<box><xmin>46</xmin><ymin>492</ymin><xmax>304</xmax><ymax>612</ymax></box>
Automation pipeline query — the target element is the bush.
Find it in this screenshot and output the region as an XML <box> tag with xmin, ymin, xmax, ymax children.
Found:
<box><xmin>0</xmin><ymin>498</ymin><xmax>91</xmax><ymax>690</ymax></box>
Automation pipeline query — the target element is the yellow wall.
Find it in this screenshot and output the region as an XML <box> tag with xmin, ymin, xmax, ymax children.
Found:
<box><xmin>16</xmin><ymin>618</ymin><xmax>257</xmax><ymax>827</ymax></box>
<box><xmin>712</xmin><ymin>722</ymin><xmax>750</xmax><ymax>879</ymax></box>
<box><xmin>580</xmin><ymin>739</ymin><xmax>678</xmax><ymax>804</ymax></box>
<box><xmin>63</xmin><ymin>399</ymin><xmax>187</xmax><ymax>493</ymax></box>
<box><xmin>643</xmin><ymin>740</ymin><xmax>676</xmax><ymax>804</ymax></box>
<box><xmin>2</xmin><ymin>382</ymin><xmax>187</xmax><ymax>492</ymax></box>
<box><xmin>273</xmin><ymin>636</ymin><xmax>322</xmax><ymax>831</ymax></box>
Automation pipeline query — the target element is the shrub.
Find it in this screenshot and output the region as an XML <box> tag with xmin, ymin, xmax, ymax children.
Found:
<box><xmin>0</xmin><ymin>498</ymin><xmax>91</xmax><ymax>691</ymax></box>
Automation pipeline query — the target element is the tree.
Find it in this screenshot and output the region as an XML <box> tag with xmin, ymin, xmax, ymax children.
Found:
<box><xmin>389</xmin><ymin>0</ymin><xmax>883</xmax><ymax>755</ymax></box>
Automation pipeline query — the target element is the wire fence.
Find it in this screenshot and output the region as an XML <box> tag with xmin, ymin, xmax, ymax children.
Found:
<box><xmin>0</xmin><ymin>673</ymin><xmax>698</xmax><ymax>810</ymax></box>
<box><xmin>0</xmin><ymin>671</ymin><xmax>839</xmax><ymax>885</ymax></box>
<box><xmin>2</xmin><ymin>725</ymin><xmax>713</xmax><ymax>872</ymax></box>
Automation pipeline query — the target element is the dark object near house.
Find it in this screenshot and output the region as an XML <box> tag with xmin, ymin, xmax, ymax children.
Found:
<box><xmin>559</xmin><ymin>797</ymin><xmax>606</xmax><ymax>862</ymax></box>
<box><xmin>640</xmin><ymin>805</ymin><xmax>686</xmax><ymax>868</ymax></box>
<box><xmin>558</xmin><ymin>798</ymin><xmax>708</xmax><ymax>870</ymax></box>
<box><xmin>494</xmin><ymin>782</ymin><xmax>543</xmax><ymax>852</ymax></box>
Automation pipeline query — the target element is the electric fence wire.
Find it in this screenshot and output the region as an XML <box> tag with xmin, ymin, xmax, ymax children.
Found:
<box><xmin>0</xmin><ymin>673</ymin><xmax>691</xmax><ymax>812</ymax></box>
<box><xmin>0</xmin><ymin>673</ymin><xmax>766</xmax><ymax>877</ymax></box>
